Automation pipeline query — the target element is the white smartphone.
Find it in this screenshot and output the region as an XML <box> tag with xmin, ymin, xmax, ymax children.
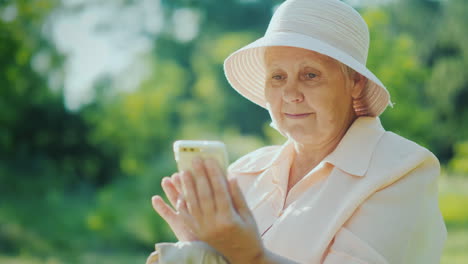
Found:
<box><xmin>173</xmin><ymin>140</ymin><xmax>229</xmax><ymax>174</ymax></box>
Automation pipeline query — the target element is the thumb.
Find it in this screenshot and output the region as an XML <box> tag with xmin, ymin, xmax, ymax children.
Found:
<box><xmin>228</xmin><ymin>178</ymin><xmax>251</xmax><ymax>220</ymax></box>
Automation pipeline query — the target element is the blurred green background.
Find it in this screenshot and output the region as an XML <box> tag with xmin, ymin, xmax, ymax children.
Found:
<box><xmin>0</xmin><ymin>0</ymin><xmax>467</xmax><ymax>263</ymax></box>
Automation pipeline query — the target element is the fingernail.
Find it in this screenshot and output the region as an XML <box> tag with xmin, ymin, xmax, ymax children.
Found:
<box><xmin>176</xmin><ymin>197</ymin><xmax>182</xmax><ymax>209</ymax></box>
<box><xmin>173</xmin><ymin>173</ymin><xmax>180</xmax><ymax>181</ymax></box>
<box><xmin>180</xmin><ymin>171</ymin><xmax>189</xmax><ymax>182</ymax></box>
<box><xmin>152</xmin><ymin>195</ymin><xmax>159</xmax><ymax>202</ymax></box>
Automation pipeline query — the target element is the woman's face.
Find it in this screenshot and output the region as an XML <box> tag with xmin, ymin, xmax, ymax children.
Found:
<box><xmin>264</xmin><ymin>46</ymin><xmax>360</xmax><ymax>145</ymax></box>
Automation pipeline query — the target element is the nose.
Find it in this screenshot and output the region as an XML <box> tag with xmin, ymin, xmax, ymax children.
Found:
<box><xmin>282</xmin><ymin>80</ymin><xmax>304</xmax><ymax>103</ymax></box>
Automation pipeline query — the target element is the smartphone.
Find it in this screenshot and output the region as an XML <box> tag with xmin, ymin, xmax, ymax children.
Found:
<box><xmin>173</xmin><ymin>140</ymin><xmax>229</xmax><ymax>174</ymax></box>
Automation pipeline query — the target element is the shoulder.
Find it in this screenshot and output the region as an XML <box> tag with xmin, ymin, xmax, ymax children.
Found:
<box><xmin>227</xmin><ymin>145</ymin><xmax>282</xmax><ymax>193</ymax></box>
<box><xmin>375</xmin><ymin>131</ymin><xmax>439</xmax><ymax>167</ymax></box>
<box><xmin>228</xmin><ymin>145</ymin><xmax>281</xmax><ymax>175</ymax></box>
<box><xmin>369</xmin><ymin>131</ymin><xmax>440</xmax><ymax>187</ymax></box>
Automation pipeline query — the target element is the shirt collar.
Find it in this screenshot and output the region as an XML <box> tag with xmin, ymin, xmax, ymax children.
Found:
<box><xmin>323</xmin><ymin>116</ymin><xmax>385</xmax><ymax>177</ymax></box>
<box><xmin>271</xmin><ymin>116</ymin><xmax>385</xmax><ymax>177</ymax></box>
<box><xmin>265</xmin><ymin>138</ymin><xmax>295</xmax><ymax>169</ymax></box>
<box><xmin>233</xmin><ymin>117</ymin><xmax>385</xmax><ymax>177</ymax></box>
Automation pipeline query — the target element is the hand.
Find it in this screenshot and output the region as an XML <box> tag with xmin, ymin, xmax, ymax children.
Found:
<box><xmin>152</xmin><ymin>173</ymin><xmax>197</xmax><ymax>242</ymax></box>
<box><xmin>177</xmin><ymin>157</ymin><xmax>265</xmax><ymax>264</ymax></box>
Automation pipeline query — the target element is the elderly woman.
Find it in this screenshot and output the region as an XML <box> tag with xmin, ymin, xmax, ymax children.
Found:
<box><xmin>147</xmin><ymin>0</ymin><xmax>447</xmax><ymax>263</ymax></box>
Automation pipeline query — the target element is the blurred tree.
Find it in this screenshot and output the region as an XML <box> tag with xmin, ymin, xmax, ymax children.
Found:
<box><xmin>363</xmin><ymin>7</ymin><xmax>436</xmax><ymax>154</ymax></box>
<box><xmin>450</xmin><ymin>141</ymin><xmax>468</xmax><ymax>175</ymax></box>
<box><xmin>82</xmin><ymin>57</ymin><xmax>187</xmax><ymax>176</ymax></box>
<box><xmin>0</xmin><ymin>0</ymin><xmax>119</xmax><ymax>258</ymax></box>
<box><xmin>80</xmin><ymin>0</ymin><xmax>282</xmax><ymax>180</ymax></box>
<box><xmin>0</xmin><ymin>1</ymin><xmax>118</xmax><ymax>195</ymax></box>
<box><xmin>153</xmin><ymin>0</ymin><xmax>281</xmax><ymax>136</ymax></box>
<box><xmin>387</xmin><ymin>0</ymin><xmax>468</xmax><ymax>162</ymax></box>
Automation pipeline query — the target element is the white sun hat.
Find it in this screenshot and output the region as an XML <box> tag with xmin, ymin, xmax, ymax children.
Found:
<box><xmin>223</xmin><ymin>0</ymin><xmax>392</xmax><ymax>116</ymax></box>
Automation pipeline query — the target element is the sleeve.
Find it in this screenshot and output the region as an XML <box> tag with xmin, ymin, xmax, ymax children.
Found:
<box><xmin>322</xmin><ymin>154</ymin><xmax>447</xmax><ymax>264</ymax></box>
<box><xmin>146</xmin><ymin>241</ymin><xmax>229</xmax><ymax>264</ymax></box>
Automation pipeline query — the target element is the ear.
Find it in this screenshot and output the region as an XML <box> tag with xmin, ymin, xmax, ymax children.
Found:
<box><xmin>350</xmin><ymin>72</ymin><xmax>367</xmax><ymax>99</ymax></box>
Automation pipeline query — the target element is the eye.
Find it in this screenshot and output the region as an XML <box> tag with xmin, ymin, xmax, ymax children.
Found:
<box><xmin>305</xmin><ymin>72</ymin><xmax>317</xmax><ymax>79</ymax></box>
<box><xmin>272</xmin><ymin>74</ymin><xmax>285</xmax><ymax>81</ymax></box>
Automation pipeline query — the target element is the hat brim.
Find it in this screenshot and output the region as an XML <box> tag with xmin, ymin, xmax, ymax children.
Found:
<box><xmin>224</xmin><ymin>31</ymin><xmax>391</xmax><ymax>116</ymax></box>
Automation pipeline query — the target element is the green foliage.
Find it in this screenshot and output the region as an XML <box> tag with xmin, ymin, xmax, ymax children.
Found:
<box><xmin>82</xmin><ymin>59</ymin><xmax>187</xmax><ymax>176</ymax></box>
<box><xmin>0</xmin><ymin>0</ymin><xmax>119</xmax><ymax>261</ymax></box>
<box><xmin>449</xmin><ymin>141</ymin><xmax>468</xmax><ymax>175</ymax></box>
<box><xmin>363</xmin><ymin>8</ymin><xmax>436</xmax><ymax>151</ymax></box>
<box><xmin>87</xmin><ymin>154</ymin><xmax>177</xmax><ymax>247</ymax></box>
<box><xmin>0</xmin><ymin>0</ymin><xmax>118</xmax><ymax>195</ymax></box>
<box><xmin>385</xmin><ymin>0</ymin><xmax>468</xmax><ymax>161</ymax></box>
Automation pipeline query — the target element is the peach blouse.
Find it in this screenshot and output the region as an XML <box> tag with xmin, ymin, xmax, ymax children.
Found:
<box><xmin>147</xmin><ymin>117</ymin><xmax>447</xmax><ymax>264</ymax></box>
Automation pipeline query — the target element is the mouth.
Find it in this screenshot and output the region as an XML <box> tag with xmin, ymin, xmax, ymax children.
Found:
<box><xmin>284</xmin><ymin>113</ymin><xmax>313</xmax><ymax>119</ymax></box>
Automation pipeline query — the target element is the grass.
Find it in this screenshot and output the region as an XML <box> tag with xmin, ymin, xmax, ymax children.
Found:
<box><xmin>441</xmin><ymin>226</ymin><xmax>468</xmax><ymax>264</ymax></box>
<box><xmin>0</xmin><ymin>253</ymin><xmax>147</xmax><ymax>264</ymax></box>
<box><xmin>439</xmin><ymin>174</ymin><xmax>468</xmax><ymax>264</ymax></box>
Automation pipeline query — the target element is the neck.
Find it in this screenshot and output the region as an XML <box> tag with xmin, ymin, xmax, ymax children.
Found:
<box><xmin>290</xmin><ymin>115</ymin><xmax>357</xmax><ymax>183</ymax></box>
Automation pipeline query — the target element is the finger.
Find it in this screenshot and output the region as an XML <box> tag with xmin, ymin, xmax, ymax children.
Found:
<box><xmin>152</xmin><ymin>195</ymin><xmax>177</xmax><ymax>223</ymax></box>
<box><xmin>176</xmin><ymin>196</ymin><xmax>198</xmax><ymax>232</ymax></box>
<box><xmin>204</xmin><ymin>158</ymin><xmax>233</xmax><ymax>214</ymax></box>
<box><xmin>228</xmin><ymin>178</ymin><xmax>252</xmax><ymax>220</ymax></box>
<box><xmin>191</xmin><ymin>157</ymin><xmax>216</xmax><ymax>214</ymax></box>
<box><xmin>161</xmin><ymin>176</ymin><xmax>180</xmax><ymax>209</ymax></box>
<box><xmin>180</xmin><ymin>170</ymin><xmax>202</xmax><ymax>219</ymax></box>
<box><xmin>172</xmin><ymin>173</ymin><xmax>183</xmax><ymax>194</ymax></box>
